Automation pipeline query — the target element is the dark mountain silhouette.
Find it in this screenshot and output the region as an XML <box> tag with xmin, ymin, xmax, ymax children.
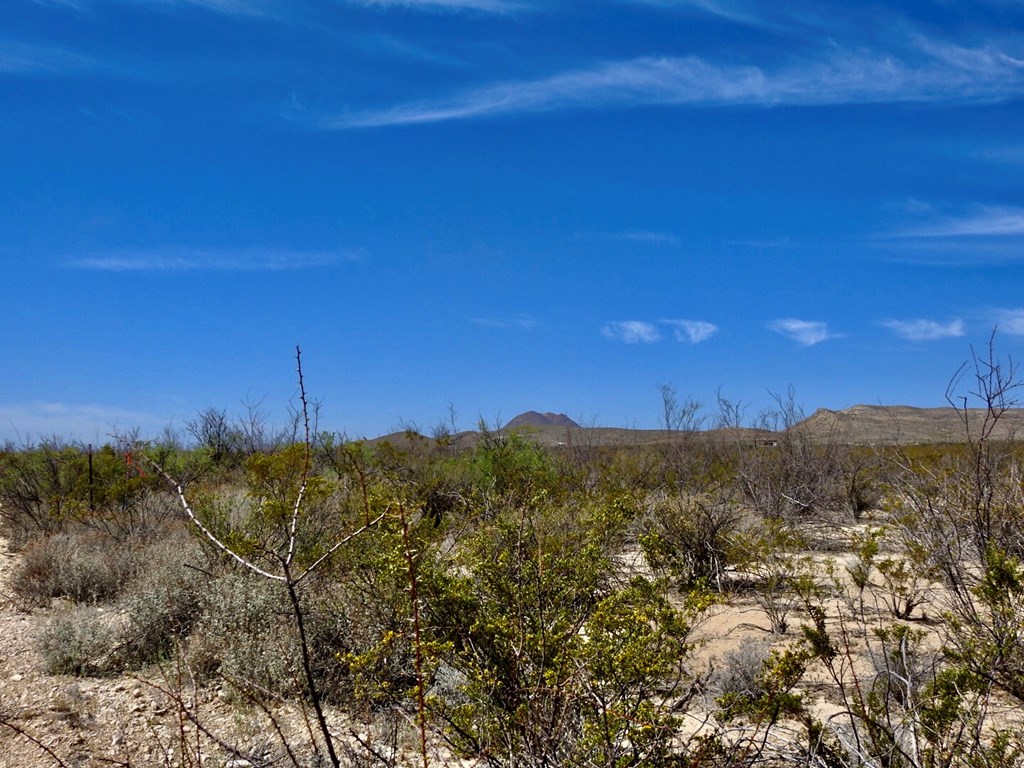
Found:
<box><xmin>505</xmin><ymin>411</ymin><xmax>581</xmax><ymax>429</ymax></box>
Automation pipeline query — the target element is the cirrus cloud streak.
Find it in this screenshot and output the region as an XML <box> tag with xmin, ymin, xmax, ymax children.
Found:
<box><xmin>324</xmin><ymin>40</ymin><xmax>1024</xmax><ymax>128</ymax></box>
<box><xmin>602</xmin><ymin>318</ymin><xmax>719</xmax><ymax>344</ymax></box>
<box><xmin>66</xmin><ymin>248</ymin><xmax>348</xmax><ymax>272</ymax></box>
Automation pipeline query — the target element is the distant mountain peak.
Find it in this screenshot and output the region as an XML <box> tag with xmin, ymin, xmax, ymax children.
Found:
<box><xmin>505</xmin><ymin>411</ymin><xmax>580</xmax><ymax>429</ymax></box>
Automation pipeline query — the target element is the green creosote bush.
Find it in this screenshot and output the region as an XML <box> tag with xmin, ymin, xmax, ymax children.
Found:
<box><xmin>302</xmin><ymin>505</ymin><xmax>456</xmax><ymax>709</ymax></box>
<box><xmin>429</xmin><ymin>496</ymin><xmax>710</xmax><ymax>766</ymax></box>
<box><xmin>867</xmin><ymin>623</ymin><xmax>934</xmax><ymax>712</ymax></box>
<box><xmin>943</xmin><ymin>547</ymin><xmax>1024</xmax><ymax>705</ymax></box>
<box><xmin>468</xmin><ymin>425</ymin><xmax>559</xmax><ymax>502</ymax></box>
<box><xmin>230</xmin><ymin>444</ymin><xmax>340</xmax><ymax>565</ymax></box>
<box><xmin>716</xmin><ymin>642</ymin><xmax>812</xmax><ymax>726</ymax></box>
<box><xmin>731</xmin><ymin>520</ymin><xmax>821</xmax><ymax>635</ymax></box>
<box><xmin>0</xmin><ymin>440</ymin><xmax>173</xmax><ymax>550</ymax></box>
<box><xmin>875</xmin><ymin>555</ymin><xmax>929</xmax><ymax>620</ymax></box>
<box><xmin>575</xmin><ymin>578</ymin><xmax>712</xmax><ymax>767</ymax></box>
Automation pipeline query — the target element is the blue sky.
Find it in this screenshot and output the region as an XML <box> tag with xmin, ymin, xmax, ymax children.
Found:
<box><xmin>3</xmin><ymin>0</ymin><xmax>1024</xmax><ymax>442</ymax></box>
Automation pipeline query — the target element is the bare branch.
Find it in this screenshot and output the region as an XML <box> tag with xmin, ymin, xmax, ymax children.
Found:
<box><xmin>293</xmin><ymin>507</ymin><xmax>391</xmax><ymax>585</ymax></box>
<box><xmin>285</xmin><ymin>346</ymin><xmax>312</xmax><ymax>568</ymax></box>
<box><xmin>147</xmin><ymin>459</ymin><xmax>286</xmax><ymax>582</ymax></box>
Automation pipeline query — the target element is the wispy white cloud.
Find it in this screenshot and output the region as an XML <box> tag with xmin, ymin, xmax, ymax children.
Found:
<box><xmin>29</xmin><ymin>0</ymin><xmax>87</xmax><ymax>9</ymax></box>
<box><xmin>0</xmin><ymin>39</ymin><xmax>99</xmax><ymax>75</ymax></box>
<box><xmin>661</xmin><ymin>319</ymin><xmax>718</xmax><ymax>343</ymax></box>
<box><xmin>898</xmin><ymin>206</ymin><xmax>1024</xmax><ymax>237</ymax></box>
<box><xmin>172</xmin><ymin>0</ymin><xmax>272</xmax><ymax>14</ymax></box>
<box><xmin>346</xmin><ymin>0</ymin><xmax>520</xmax><ymax>11</ymax></box>
<box><xmin>471</xmin><ymin>314</ymin><xmax>539</xmax><ymax>330</ymax></box>
<box><xmin>994</xmin><ymin>309</ymin><xmax>1024</xmax><ymax>336</ymax></box>
<box><xmin>726</xmin><ymin>237</ymin><xmax>799</xmax><ymax>248</ymax></box>
<box><xmin>914</xmin><ymin>36</ymin><xmax>1024</xmax><ymax>80</ymax></box>
<box><xmin>323</xmin><ymin>39</ymin><xmax>1024</xmax><ymax>128</ymax></box>
<box><xmin>66</xmin><ymin>248</ymin><xmax>349</xmax><ymax>272</ymax></box>
<box><xmin>881</xmin><ymin>318</ymin><xmax>965</xmax><ymax>341</ymax></box>
<box><xmin>613</xmin><ymin>0</ymin><xmax>760</xmax><ymax>25</ymax></box>
<box><xmin>874</xmin><ymin>236</ymin><xmax>1024</xmax><ymax>266</ymax></box>
<box><xmin>357</xmin><ymin>33</ymin><xmax>471</xmax><ymax>68</ymax></box>
<box><xmin>616</xmin><ymin>230</ymin><xmax>680</xmax><ymax>245</ymax></box>
<box><xmin>602</xmin><ymin>321</ymin><xmax>660</xmax><ymax>344</ymax></box>
<box><xmin>35</xmin><ymin>0</ymin><xmax>277</xmax><ymax>17</ymax></box>
<box><xmin>0</xmin><ymin>402</ymin><xmax>168</xmax><ymax>444</ymax></box>
<box><xmin>973</xmin><ymin>145</ymin><xmax>1024</xmax><ymax>166</ymax></box>
<box><xmin>768</xmin><ymin>318</ymin><xmax>837</xmax><ymax>346</ymax></box>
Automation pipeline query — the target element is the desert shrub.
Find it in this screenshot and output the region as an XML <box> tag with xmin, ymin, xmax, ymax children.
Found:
<box><xmin>115</xmin><ymin>533</ymin><xmax>207</xmax><ymax>669</ymax></box>
<box><xmin>875</xmin><ymin>555</ymin><xmax>929</xmax><ymax>620</ymax></box>
<box><xmin>40</xmin><ymin>606</ymin><xmax>118</xmax><ymax>676</ymax></box>
<box><xmin>838</xmin><ymin>525</ymin><xmax>882</xmax><ymax>618</ymax></box>
<box><xmin>810</xmin><ymin>616</ymin><xmax>996</xmax><ymax>768</ymax></box>
<box><xmin>731</xmin><ymin>520</ymin><xmax>821</xmax><ymax>635</ymax></box>
<box><xmin>892</xmin><ymin>338</ymin><xmax>1024</xmax><ymax>588</ymax></box>
<box><xmin>639</xmin><ymin>492</ymin><xmax>743</xmax><ymax>591</ymax></box>
<box><xmin>888</xmin><ymin>338</ymin><xmax>1024</xmax><ymax>712</ymax></box>
<box><xmin>574</xmin><ymin>577</ymin><xmax>708</xmax><ymax>766</ymax></box>
<box><xmin>185</xmin><ymin>572</ymin><xmax>302</xmax><ymax>695</ymax></box>
<box><xmin>943</xmin><ymin>548</ymin><xmax>1024</xmax><ymax>705</ymax></box>
<box><xmin>468</xmin><ymin>425</ymin><xmax>558</xmax><ymax>502</ymax></box>
<box><xmin>10</xmin><ymin>529</ymin><xmax>137</xmax><ymax>608</ymax></box>
<box><xmin>295</xmin><ymin>537</ymin><xmax>416</xmax><ymax>707</ymax></box>
<box><xmin>867</xmin><ymin>623</ymin><xmax>935</xmax><ymax>712</ymax></box>
<box><xmin>710</xmin><ymin>638</ymin><xmax>773</xmax><ymax>702</ymax></box>
<box><xmin>432</xmin><ymin>501</ymin><xmax>617</xmax><ymax>761</ymax></box>
<box><xmin>716</xmin><ymin>642</ymin><xmax>811</xmax><ymax>727</ymax></box>
<box><xmin>594</xmin><ymin>446</ymin><xmax>667</xmax><ymax>500</ymax></box>
<box><xmin>238</xmin><ymin>445</ymin><xmax>343</xmax><ymax>561</ymax></box>
<box><xmin>77</xmin><ymin>484</ymin><xmax>185</xmax><ymax>543</ymax></box>
<box><xmin>0</xmin><ymin>439</ymin><xmax>174</xmax><ymax>550</ymax></box>
<box><xmin>0</xmin><ymin>440</ymin><xmax>87</xmax><ymax>546</ymax></box>
<box><xmin>312</xmin><ymin>513</ymin><xmax>455</xmax><ymax>709</ymax></box>
<box><xmin>429</xmin><ymin>497</ymin><xmax>708</xmax><ymax>766</ymax></box>
<box><xmin>732</xmin><ymin>389</ymin><xmax>863</xmax><ymax>522</ymax></box>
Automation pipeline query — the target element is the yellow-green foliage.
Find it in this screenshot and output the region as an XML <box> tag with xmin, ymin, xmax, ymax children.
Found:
<box><xmin>427</xmin><ymin>495</ymin><xmax>709</xmax><ymax>765</ymax></box>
